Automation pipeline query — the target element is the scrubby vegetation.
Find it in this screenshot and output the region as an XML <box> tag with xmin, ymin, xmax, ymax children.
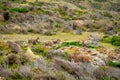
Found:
<box><xmin>10</xmin><ymin>7</ymin><xmax>28</xmax><ymax>13</ymax></box>
<box><xmin>111</xmin><ymin>36</ymin><xmax>120</xmax><ymax>46</ymax></box>
<box><xmin>109</xmin><ymin>61</ymin><xmax>120</xmax><ymax>68</ymax></box>
<box><xmin>0</xmin><ymin>0</ymin><xmax>120</xmax><ymax>80</ymax></box>
<box><xmin>102</xmin><ymin>36</ymin><xmax>120</xmax><ymax>46</ymax></box>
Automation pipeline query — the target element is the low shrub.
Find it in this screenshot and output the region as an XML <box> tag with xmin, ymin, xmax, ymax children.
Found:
<box><xmin>109</xmin><ymin>60</ymin><xmax>120</xmax><ymax>68</ymax></box>
<box><xmin>115</xmin><ymin>47</ymin><xmax>120</xmax><ymax>54</ymax></box>
<box><xmin>78</xmin><ymin>5</ymin><xmax>86</xmax><ymax>10</ymax></box>
<box><xmin>27</xmin><ymin>27</ymin><xmax>33</xmax><ymax>32</ymax></box>
<box><xmin>91</xmin><ymin>3</ymin><xmax>101</xmax><ymax>9</ymax></box>
<box><xmin>56</xmin><ymin>41</ymin><xmax>82</xmax><ymax>49</ymax></box>
<box><xmin>54</xmin><ymin>22</ymin><xmax>62</xmax><ymax>28</ymax></box>
<box><xmin>42</xmin><ymin>10</ymin><xmax>49</xmax><ymax>14</ymax></box>
<box><xmin>88</xmin><ymin>45</ymin><xmax>96</xmax><ymax>48</ymax></box>
<box><xmin>10</xmin><ymin>7</ymin><xmax>28</xmax><ymax>13</ymax></box>
<box><xmin>111</xmin><ymin>36</ymin><xmax>120</xmax><ymax>46</ymax></box>
<box><xmin>104</xmin><ymin>12</ymin><xmax>113</xmax><ymax>19</ymax></box>
<box><xmin>0</xmin><ymin>2</ymin><xmax>7</xmax><ymax>10</ymax></box>
<box><xmin>62</xmin><ymin>42</ymin><xmax>82</xmax><ymax>47</ymax></box>
<box><xmin>59</xmin><ymin>9</ymin><xmax>67</xmax><ymax>16</ymax></box>
<box><xmin>101</xmin><ymin>36</ymin><xmax>111</xmax><ymax>43</ymax></box>
<box><xmin>100</xmin><ymin>77</ymin><xmax>115</xmax><ymax>80</ymax></box>
<box><xmin>30</xmin><ymin>2</ymin><xmax>44</xmax><ymax>7</ymax></box>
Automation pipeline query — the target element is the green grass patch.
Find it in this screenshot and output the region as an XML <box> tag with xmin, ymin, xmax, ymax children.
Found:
<box><xmin>111</xmin><ymin>36</ymin><xmax>120</xmax><ymax>46</ymax></box>
<box><xmin>100</xmin><ymin>77</ymin><xmax>115</xmax><ymax>80</ymax></box>
<box><xmin>56</xmin><ymin>41</ymin><xmax>82</xmax><ymax>49</ymax></box>
<box><xmin>27</xmin><ymin>27</ymin><xmax>33</xmax><ymax>32</ymax></box>
<box><xmin>78</xmin><ymin>5</ymin><xmax>86</xmax><ymax>10</ymax></box>
<box><xmin>54</xmin><ymin>22</ymin><xmax>62</xmax><ymax>28</ymax></box>
<box><xmin>101</xmin><ymin>35</ymin><xmax>120</xmax><ymax>46</ymax></box>
<box><xmin>104</xmin><ymin>12</ymin><xmax>113</xmax><ymax>19</ymax></box>
<box><xmin>0</xmin><ymin>2</ymin><xmax>7</xmax><ymax>10</ymax></box>
<box><xmin>10</xmin><ymin>7</ymin><xmax>28</xmax><ymax>13</ymax></box>
<box><xmin>30</xmin><ymin>2</ymin><xmax>44</xmax><ymax>7</ymax></box>
<box><xmin>88</xmin><ymin>45</ymin><xmax>98</xmax><ymax>48</ymax></box>
<box><xmin>101</xmin><ymin>36</ymin><xmax>111</xmax><ymax>43</ymax></box>
<box><xmin>116</xmin><ymin>28</ymin><xmax>120</xmax><ymax>32</ymax></box>
<box><xmin>109</xmin><ymin>60</ymin><xmax>120</xmax><ymax>68</ymax></box>
<box><xmin>59</xmin><ymin>9</ymin><xmax>67</xmax><ymax>16</ymax></box>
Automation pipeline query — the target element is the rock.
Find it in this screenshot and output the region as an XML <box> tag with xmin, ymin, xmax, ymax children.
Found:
<box><xmin>43</xmin><ymin>30</ymin><xmax>54</xmax><ymax>36</ymax></box>
<box><xmin>106</xmin><ymin>30</ymin><xmax>116</xmax><ymax>35</ymax></box>
<box><xmin>47</xmin><ymin>50</ymin><xmax>65</xmax><ymax>58</ymax></box>
<box><xmin>76</xmin><ymin>29</ymin><xmax>82</xmax><ymax>35</ymax></box>
<box><xmin>52</xmin><ymin>39</ymin><xmax>61</xmax><ymax>44</ymax></box>
<box><xmin>89</xmin><ymin>33</ymin><xmax>102</xmax><ymax>42</ymax></box>
<box><xmin>44</xmin><ymin>41</ymin><xmax>53</xmax><ymax>47</ymax></box>
<box><xmin>92</xmin><ymin>56</ymin><xmax>106</xmax><ymax>66</ymax></box>
<box><xmin>7</xmin><ymin>41</ymin><xmax>23</xmax><ymax>53</ymax></box>
<box><xmin>15</xmin><ymin>40</ymin><xmax>28</xmax><ymax>47</ymax></box>
<box><xmin>19</xmin><ymin>65</ymin><xmax>33</xmax><ymax>78</ymax></box>
<box><xmin>28</xmin><ymin>37</ymin><xmax>40</xmax><ymax>45</ymax></box>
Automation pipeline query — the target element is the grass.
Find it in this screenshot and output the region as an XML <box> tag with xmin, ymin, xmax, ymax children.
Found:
<box><xmin>27</xmin><ymin>27</ymin><xmax>33</xmax><ymax>32</ymax></box>
<box><xmin>100</xmin><ymin>77</ymin><xmax>115</xmax><ymax>80</ymax></box>
<box><xmin>61</xmin><ymin>41</ymin><xmax>82</xmax><ymax>47</ymax></box>
<box><xmin>0</xmin><ymin>2</ymin><xmax>7</xmax><ymax>10</ymax></box>
<box><xmin>78</xmin><ymin>5</ymin><xmax>86</xmax><ymax>10</ymax></box>
<box><xmin>104</xmin><ymin>12</ymin><xmax>113</xmax><ymax>19</ymax></box>
<box><xmin>30</xmin><ymin>1</ymin><xmax>44</xmax><ymax>7</ymax></box>
<box><xmin>10</xmin><ymin>7</ymin><xmax>28</xmax><ymax>13</ymax></box>
<box><xmin>111</xmin><ymin>36</ymin><xmax>120</xmax><ymax>46</ymax></box>
<box><xmin>0</xmin><ymin>32</ymin><xmax>116</xmax><ymax>49</ymax></box>
<box><xmin>59</xmin><ymin>9</ymin><xmax>67</xmax><ymax>16</ymax></box>
<box><xmin>101</xmin><ymin>35</ymin><xmax>120</xmax><ymax>47</ymax></box>
<box><xmin>101</xmin><ymin>36</ymin><xmax>111</xmax><ymax>43</ymax></box>
<box><xmin>54</xmin><ymin>22</ymin><xmax>62</xmax><ymax>28</ymax></box>
<box><xmin>109</xmin><ymin>60</ymin><xmax>120</xmax><ymax>68</ymax></box>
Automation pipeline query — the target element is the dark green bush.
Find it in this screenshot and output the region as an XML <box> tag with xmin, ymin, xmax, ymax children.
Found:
<box><xmin>109</xmin><ymin>60</ymin><xmax>120</xmax><ymax>68</ymax></box>
<box><xmin>111</xmin><ymin>36</ymin><xmax>120</xmax><ymax>46</ymax></box>
<box><xmin>27</xmin><ymin>27</ymin><xmax>33</xmax><ymax>32</ymax></box>
<box><xmin>56</xmin><ymin>41</ymin><xmax>82</xmax><ymax>49</ymax></box>
<box><xmin>62</xmin><ymin>41</ymin><xmax>82</xmax><ymax>47</ymax></box>
<box><xmin>10</xmin><ymin>7</ymin><xmax>28</xmax><ymax>13</ymax></box>
<box><xmin>54</xmin><ymin>22</ymin><xmax>62</xmax><ymax>28</ymax></box>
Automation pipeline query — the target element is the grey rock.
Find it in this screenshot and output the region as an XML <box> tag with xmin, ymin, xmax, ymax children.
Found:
<box><xmin>7</xmin><ymin>41</ymin><xmax>23</xmax><ymax>53</ymax></box>
<box><xmin>47</xmin><ymin>50</ymin><xmax>66</xmax><ymax>58</ymax></box>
